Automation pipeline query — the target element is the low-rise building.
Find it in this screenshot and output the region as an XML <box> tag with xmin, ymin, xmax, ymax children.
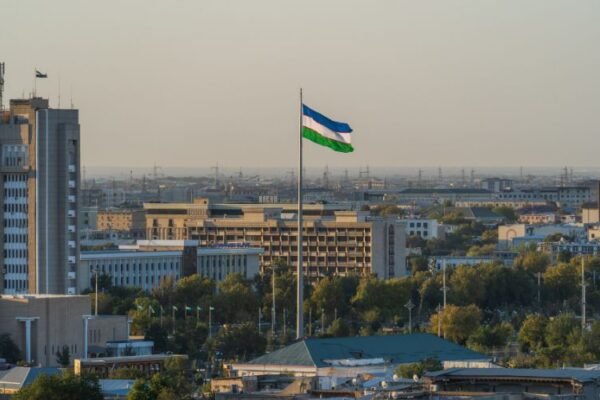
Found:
<box><xmin>79</xmin><ymin>240</ymin><xmax>262</xmax><ymax>291</ymax></box>
<box><xmin>518</xmin><ymin>212</ymin><xmax>557</xmax><ymax>224</ymax></box>
<box><xmin>498</xmin><ymin>223</ymin><xmax>585</xmax><ymax>248</ymax></box>
<box><xmin>425</xmin><ymin>367</ymin><xmax>600</xmax><ymax>399</ymax></box>
<box><xmin>231</xmin><ymin>334</ymin><xmax>489</xmax><ymax>390</ymax></box>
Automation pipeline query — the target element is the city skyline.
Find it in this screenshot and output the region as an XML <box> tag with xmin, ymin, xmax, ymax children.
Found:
<box><xmin>1</xmin><ymin>1</ymin><xmax>599</xmax><ymax>169</ymax></box>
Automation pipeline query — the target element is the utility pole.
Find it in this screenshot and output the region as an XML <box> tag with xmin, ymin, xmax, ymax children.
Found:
<box><xmin>537</xmin><ymin>272</ymin><xmax>542</xmax><ymax>306</ymax></box>
<box><xmin>283</xmin><ymin>308</ymin><xmax>287</xmax><ymax>338</ymax></box>
<box><xmin>94</xmin><ymin>268</ymin><xmax>99</xmax><ymax>316</ymax></box>
<box><xmin>436</xmin><ymin>304</ymin><xmax>443</xmax><ymax>337</ymax></box>
<box><xmin>404</xmin><ymin>299</ymin><xmax>415</xmax><ymax>334</ymax></box>
<box><xmin>308</xmin><ymin>308</ymin><xmax>312</xmax><ymax>336</ymax></box>
<box><xmin>258</xmin><ymin>307</ymin><xmax>262</xmax><ymax>335</ymax></box>
<box><xmin>442</xmin><ymin>264</ymin><xmax>448</xmax><ymax>309</ymax></box>
<box><xmin>582</xmin><ymin>257</ymin><xmax>587</xmax><ymax>330</ymax></box>
<box><xmin>272</xmin><ymin>265</ymin><xmax>276</xmax><ymax>334</ymax></box>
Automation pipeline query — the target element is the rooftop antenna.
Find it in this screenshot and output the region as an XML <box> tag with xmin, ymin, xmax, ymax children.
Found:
<box><xmin>417</xmin><ymin>169</ymin><xmax>423</xmax><ymax>186</ymax></box>
<box><xmin>0</xmin><ymin>62</ymin><xmax>5</xmax><ymax>111</ymax></box>
<box><xmin>438</xmin><ymin>167</ymin><xmax>442</xmax><ymax>182</ymax></box>
<box><xmin>323</xmin><ymin>165</ymin><xmax>330</xmax><ymax>189</ymax></box>
<box><xmin>470</xmin><ymin>169</ymin><xmax>475</xmax><ymax>184</ymax></box>
<box><xmin>461</xmin><ymin>169</ymin><xmax>466</xmax><ymax>186</ymax></box>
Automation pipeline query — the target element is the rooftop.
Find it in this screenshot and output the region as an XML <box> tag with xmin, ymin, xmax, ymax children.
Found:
<box><xmin>245</xmin><ymin>333</ymin><xmax>488</xmax><ymax>368</ymax></box>
<box><xmin>426</xmin><ymin>367</ymin><xmax>600</xmax><ymax>384</ymax></box>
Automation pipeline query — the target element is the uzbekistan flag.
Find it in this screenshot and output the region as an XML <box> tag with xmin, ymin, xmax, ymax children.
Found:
<box><xmin>302</xmin><ymin>104</ymin><xmax>353</xmax><ymax>153</ymax></box>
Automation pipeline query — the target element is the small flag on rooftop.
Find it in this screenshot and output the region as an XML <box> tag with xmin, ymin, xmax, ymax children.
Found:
<box><xmin>35</xmin><ymin>70</ymin><xmax>47</xmax><ymax>78</ymax></box>
<box><xmin>302</xmin><ymin>104</ymin><xmax>353</xmax><ymax>153</ymax></box>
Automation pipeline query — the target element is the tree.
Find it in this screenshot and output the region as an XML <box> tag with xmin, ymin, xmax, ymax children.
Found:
<box><xmin>467</xmin><ymin>323</ymin><xmax>513</xmax><ymax>352</ymax></box>
<box><xmin>215</xmin><ymin>273</ymin><xmax>258</xmax><ymax>323</ymax></box>
<box><xmin>308</xmin><ymin>277</ymin><xmax>350</xmax><ymax>320</ymax></box>
<box><xmin>127</xmin><ymin>356</ymin><xmax>192</xmax><ymax>400</ymax></box>
<box><xmin>56</xmin><ymin>345</ymin><xmax>71</xmax><ymax>367</ymax></box>
<box><xmin>395</xmin><ymin>357</ymin><xmax>442</xmax><ymax>379</ymax></box>
<box><xmin>174</xmin><ymin>275</ymin><xmax>215</xmax><ymax>311</ymax></box>
<box><xmin>0</xmin><ymin>333</ymin><xmax>21</xmax><ymax>363</ymax></box>
<box><xmin>515</xmin><ymin>252</ymin><xmax>550</xmax><ymax>274</ymax></box>
<box><xmin>543</xmin><ymin>263</ymin><xmax>578</xmax><ymax>304</ymax></box>
<box><xmin>327</xmin><ymin>318</ymin><xmax>350</xmax><ymax>337</ymax></box>
<box><xmin>210</xmin><ymin>322</ymin><xmax>266</xmax><ymax>361</ymax></box>
<box><xmin>449</xmin><ymin>266</ymin><xmax>485</xmax><ymax>306</ymax></box>
<box><xmin>14</xmin><ymin>372</ymin><xmax>103</xmax><ymax>400</ymax></box>
<box><xmin>108</xmin><ymin>367</ymin><xmax>146</xmax><ymax>380</ymax></box>
<box><xmin>429</xmin><ymin>305</ymin><xmax>481</xmax><ymax>344</ymax></box>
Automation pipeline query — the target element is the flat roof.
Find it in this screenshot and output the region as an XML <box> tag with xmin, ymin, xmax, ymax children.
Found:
<box><xmin>426</xmin><ymin>367</ymin><xmax>600</xmax><ymax>383</ymax></box>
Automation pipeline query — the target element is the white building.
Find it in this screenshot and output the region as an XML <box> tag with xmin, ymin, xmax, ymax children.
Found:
<box><xmin>399</xmin><ymin>219</ymin><xmax>441</xmax><ymax>240</ymax></box>
<box><xmin>79</xmin><ymin>241</ymin><xmax>262</xmax><ymax>291</ymax></box>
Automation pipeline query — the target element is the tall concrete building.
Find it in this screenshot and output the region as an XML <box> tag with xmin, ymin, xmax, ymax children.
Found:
<box><xmin>0</xmin><ymin>98</ymin><xmax>80</xmax><ymax>294</ymax></box>
<box><xmin>144</xmin><ymin>199</ymin><xmax>407</xmax><ymax>279</ymax></box>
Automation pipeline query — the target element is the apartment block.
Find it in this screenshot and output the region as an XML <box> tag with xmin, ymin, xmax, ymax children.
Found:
<box><xmin>144</xmin><ymin>199</ymin><xmax>407</xmax><ymax>279</ymax></box>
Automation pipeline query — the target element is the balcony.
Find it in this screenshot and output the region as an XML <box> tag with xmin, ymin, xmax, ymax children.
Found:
<box><xmin>67</xmin><ymin>271</ymin><xmax>76</xmax><ymax>279</ymax></box>
<box><xmin>67</xmin><ymin>287</ymin><xmax>76</xmax><ymax>295</ymax></box>
<box><xmin>68</xmin><ymin>225</ymin><xmax>76</xmax><ymax>233</ymax></box>
<box><xmin>68</xmin><ymin>241</ymin><xmax>76</xmax><ymax>248</ymax></box>
<box><xmin>68</xmin><ymin>195</ymin><xmax>76</xmax><ymax>203</ymax></box>
<box><xmin>68</xmin><ymin>256</ymin><xmax>76</xmax><ymax>264</ymax></box>
<box><xmin>68</xmin><ymin>165</ymin><xmax>76</xmax><ymax>173</ymax></box>
<box><xmin>68</xmin><ymin>210</ymin><xmax>76</xmax><ymax>218</ymax></box>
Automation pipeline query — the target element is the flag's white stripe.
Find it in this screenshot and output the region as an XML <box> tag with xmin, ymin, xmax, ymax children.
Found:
<box><xmin>302</xmin><ymin>115</ymin><xmax>352</xmax><ymax>144</ymax></box>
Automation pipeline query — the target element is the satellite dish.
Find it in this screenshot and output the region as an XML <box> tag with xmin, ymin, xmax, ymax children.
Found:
<box><xmin>381</xmin><ymin>381</ymin><xmax>388</xmax><ymax>388</ymax></box>
<box><xmin>392</xmin><ymin>374</ymin><xmax>399</xmax><ymax>381</ymax></box>
<box><xmin>413</xmin><ymin>374</ymin><xmax>420</xmax><ymax>382</ymax></box>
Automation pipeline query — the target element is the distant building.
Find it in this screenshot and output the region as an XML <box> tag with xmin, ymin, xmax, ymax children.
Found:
<box><xmin>144</xmin><ymin>199</ymin><xmax>407</xmax><ymax>279</ymax></box>
<box><xmin>425</xmin><ymin>368</ymin><xmax>600</xmax><ymax>399</ymax></box>
<box><xmin>518</xmin><ymin>212</ymin><xmax>557</xmax><ymax>224</ymax></box>
<box><xmin>540</xmin><ymin>241</ymin><xmax>600</xmax><ymax>260</ymax></box>
<box><xmin>497</xmin><ymin>186</ymin><xmax>591</xmax><ymax>209</ymax></box>
<box><xmin>0</xmin><ymin>98</ymin><xmax>80</xmax><ymax>294</ymax></box>
<box><xmin>480</xmin><ymin>178</ymin><xmax>513</xmax><ymax>193</ymax></box>
<box><xmin>0</xmin><ymin>366</ymin><xmax>61</xmax><ymax>395</ymax></box>
<box><xmin>79</xmin><ymin>240</ymin><xmax>262</xmax><ymax>291</ymax></box>
<box><xmin>399</xmin><ymin>218</ymin><xmax>442</xmax><ymax>240</ymax></box>
<box><xmin>231</xmin><ymin>334</ymin><xmax>489</xmax><ymax>390</ymax></box>
<box><xmin>74</xmin><ymin>354</ymin><xmax>187</xmax><ymax>378</ymax></box>
<box><xmin>457</xmin><ymin>207</ymin><xmax>504</xmax><ymax>226</ymax></box>
<box><xmin>428</xmin><ymin>254</ymin><xmax>516</xmax><ymax>270</ymax></box>
<box><xmin>96</xmin><ymin>208</ymin><xmax>146</xmax><ymax>239</ymax></box>
<box><xmin>498</xmin><ymin>223</ymin><xmax>585</xmax><ymax>248</ymax></box>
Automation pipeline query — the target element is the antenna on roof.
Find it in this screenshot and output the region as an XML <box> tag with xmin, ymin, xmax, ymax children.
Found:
<box><xmin>0</xmin><ymin>62</ymin><xmax>5</xmax><ymax>111</ymax></box>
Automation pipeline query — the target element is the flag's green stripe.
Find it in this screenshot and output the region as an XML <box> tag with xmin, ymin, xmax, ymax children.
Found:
<box><xmin>302</xmin><ymin>127</ymin><xmax>354</xmax><ymax>153</ymax></box>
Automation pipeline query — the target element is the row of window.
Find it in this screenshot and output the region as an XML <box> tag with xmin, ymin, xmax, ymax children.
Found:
<box><xmin>3</xmin><ymin>279</ymin><xmax>28</xmax><ymax>291</ymax></box>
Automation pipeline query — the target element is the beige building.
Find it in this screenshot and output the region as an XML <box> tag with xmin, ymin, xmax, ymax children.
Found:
<box><xmin>0</xmin><ymin>295</ymin><xmax>129</xmax><ymax>367</ymax></box>
<box><xmin>97</xmin><ymin>209</ymin><xmax>146</xmax><ymax>239</ymax></box>
<box><xmin>0</xmin><ymin>295</ymin><xmax>88</xmax><ymax>367</ymax></box>
<box><xmin>0</xmin><ymin>98</ymin><xmax>80</xmax><ymax>295</ymax></box>
<box><xmin>144</xmin><ymin>199</ymin><xmax>406</xmax><ymax>279</ymax></box>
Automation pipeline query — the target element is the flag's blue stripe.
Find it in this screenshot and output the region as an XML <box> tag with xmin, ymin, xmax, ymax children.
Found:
<box><xmin>302</xmin><ymin>104</ymin><xmax>352</xmax><ymax>133</ymax></box>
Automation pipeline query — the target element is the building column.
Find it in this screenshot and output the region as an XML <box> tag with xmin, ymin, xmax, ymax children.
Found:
<box><xmin>82</xmin><ymin>315</ymin><xmax>93</xmax><ymax>359</ymax></box>
<box><xmin>16</xmin><ymin>317</ymin><xmax>39</xmax><ymax>364</ymax></box>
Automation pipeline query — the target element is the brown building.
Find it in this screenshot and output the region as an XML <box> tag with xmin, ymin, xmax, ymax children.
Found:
<box><xmin>144</xmin><ymin>199</ymin><xmax>406</xmax><ymax>279</ymax></box>
<box><xmin>96</xmin><ymin>208</ymin><xmax>146</xmax><ymax>239</ymax></box>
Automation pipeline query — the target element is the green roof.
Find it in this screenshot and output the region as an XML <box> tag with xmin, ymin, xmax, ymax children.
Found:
<box><xmin>248</xmin><ymin>333</ymin><xmax>487</xmax><ymax>368</ymax></box>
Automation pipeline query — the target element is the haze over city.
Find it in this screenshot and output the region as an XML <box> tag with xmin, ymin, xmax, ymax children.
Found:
<box><xmin>2</xmin><ymin>0</ymin><xmax>599</xmax><ymax>170</ymax></box>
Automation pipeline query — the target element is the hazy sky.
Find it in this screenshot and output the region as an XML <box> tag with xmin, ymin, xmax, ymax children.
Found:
<box><xmin>1</xmin><ymin>1</ymin><xmax>599</xmax><ymax>170</ymax></box>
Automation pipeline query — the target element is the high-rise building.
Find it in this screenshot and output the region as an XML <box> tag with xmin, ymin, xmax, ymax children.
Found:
<box><xmin>0</xmin><ymin>98</ymin><xmax>80</xmax><ymax>294</ymax></box>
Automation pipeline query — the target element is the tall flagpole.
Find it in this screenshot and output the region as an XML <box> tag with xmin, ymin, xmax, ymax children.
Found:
<box><xmin>296</xmin><ymin>88</ymin><xmax>304</xmax><ymax>339</ymax></box>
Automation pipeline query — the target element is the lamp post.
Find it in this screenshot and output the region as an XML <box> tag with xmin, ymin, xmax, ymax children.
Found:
<box><xmin>209</xmin><ymin>306</ymin><xmax>215</xmax><ymax>338</ymax></box>
<box><xmin>404</xmin><ymin>299</ymin><xmax>415</xmax><ymax>334</ymax></box>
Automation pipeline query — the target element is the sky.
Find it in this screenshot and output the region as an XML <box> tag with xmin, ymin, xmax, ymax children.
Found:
<box><xmin>1</xmin><ymin>1</ymin><xmax>599</xmax><ymax>171</ymax></box>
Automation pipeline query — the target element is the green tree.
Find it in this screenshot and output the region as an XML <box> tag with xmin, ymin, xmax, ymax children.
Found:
<box><xmin>518</xmin><ymin>314</ymin><xmax>548</xmax><ymax>352</ymax></box>
<box><xmin>210</xmin><ymin>322</ymin><xmax>266</xmax><ymax>361</ymax></box>
<box><xmin>14</xmin><ymin>372</ymin><xmax>103</xmax><ymax>400</ymax></box>
<box><xmin>327</xmin><ymin>318</ymin><xmax>350</xmax><ymax>337</ymax></box>
<box><xmin>429</xmin><ymin>305</ymin><xmax>481</xmax><ymax>344</ymax></box>
<box><xmin>215</xmin><ymin>273</ymin><xmax>258</xmax><ymax>323</ymax></box>
<box><xmin>108</xmin><ymin>367</ymin><xmax>146</xmax><ymax>380</ymax></box>
<box><xmin>466</xmin><ymin>323</ymin><xmax>513</xmax><ymax>352</ymax></box>
<box><xmin>55</xmin><ymin>345</ymin><xmax>70</xmax><ymax>367</ymax></box>
<box><xmin>543</xmin><ymin>263</ymin><xmax>579</xmax><ymax>303</ymax></box>
<box><xmin>515</xmin><ymin>251</ymin><xmax>550</xmax><ymax>274</ymax></box>
<box><xmin>395</xmin><ymin>357</ymin><xmax>442</xmax><ymax>379</ymax></box>
<box><xmin>449</xmin><ymin>266</ymin><xmax>485</xmax><ymax>306</ymax></box>
<box><xmin>0</xmin><ymin>333</ymin><xmax>21</xmax><ymax>363</ymax></box>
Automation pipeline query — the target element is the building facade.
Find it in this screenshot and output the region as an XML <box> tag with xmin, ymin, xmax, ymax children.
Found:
<box><xmin>79</xmin><ymin>240</ymin><xmax>262</xmax><ymax>291</ymax></box>
<box><xmin>0</xmin><ymin>98</ymin><xmax>80</xmax><ymax>294</ymax></box>
<box><xmin>399</xmin><ymin>218</ymin><xmax>441</xmax><ymax>240</ymax></box>
<box><xmin>96</xmin><ymin>208</ymin><xmax>146</xmax><ymax>239</ymax></box>
<box><xmin>144</xmin><ymin>200</ymin><xmax>407</xmax><ymax>279</ymax></box>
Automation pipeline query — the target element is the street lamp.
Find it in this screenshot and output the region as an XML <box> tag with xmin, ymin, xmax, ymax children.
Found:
<box><xmin>404</xmin><ymin>299</ymin><xmax>415</xmax><ymax>334</ymax></box>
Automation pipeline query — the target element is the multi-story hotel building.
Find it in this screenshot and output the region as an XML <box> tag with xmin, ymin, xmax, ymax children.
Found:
<box><xmin>0</xmin><ymin>98</ymin><xmax>80</xmax><ymax>294</ymax></box>
<box><xmin>143</xmin><ymin>199</ymin><xmax>407</xmax><ymax>279</ymax></box>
